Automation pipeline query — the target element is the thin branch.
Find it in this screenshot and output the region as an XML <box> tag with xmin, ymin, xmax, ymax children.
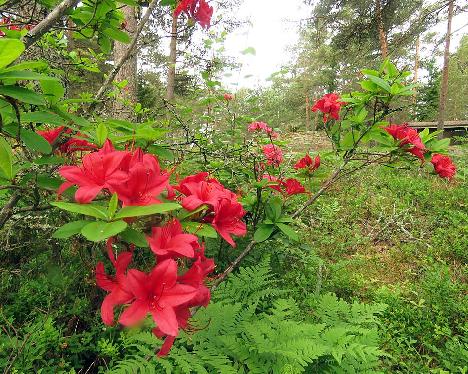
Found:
<box><xmin>23</xmin><ymin>0</ymin><xmax>80</xmax><ymax>49</ymax></box>
<box><xmin>91</xmin><ymin>0</ymin><xmax>159</xmax><ymax>110</ymax></box>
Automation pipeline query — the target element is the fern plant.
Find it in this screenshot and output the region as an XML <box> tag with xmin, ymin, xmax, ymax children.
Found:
<box><xmin>108</xmin><ymin>257</ymin><xmax>387</xmax><ymax>373</ymax></box>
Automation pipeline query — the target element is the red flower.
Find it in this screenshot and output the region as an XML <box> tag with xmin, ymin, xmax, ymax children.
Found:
<box><xmin>263</xmin><ymin>144</ymin><xmax>283</xmax><ymax>167</ymax></box>
<box><xmin>59</xmin><ymin>135</ymin><xmax>96</xmax><ymax>153</ymax></box>
<box><xmin>38</xmin><ymin>127</ymin><xmax>96</xmax><ymax>154</ymax></box>
<box><xmin>147</xmin><ymin>219</ymin><xmax>199</xmax><ymax>259</ymax></box>
<box><xmin>294</xmin><ymin>153</ymin><xmax>320</xmax><ymax>172</ymax></box>
<box><xmin>109</xmin><ymin>148</ymin><xmax>169</xmax><ymax>206</ymax></box>
<box><xmin>154</xmin><ymin>246</ymin><xmax>215</xmax><ymax>357</ymax></box>
<box><xmin>96</xmin><ymin>251</ymin><xmax>134</xmax><ymax>326</ymax></box>
<box><xmin>384</xmin><ymin>124</ymin><xmax>426</xmax><ymax>160</ymax></box>
<box><xmin>312</xmin><ymin>93</ymin><xmax>346</xmax><ymax>123</ymax></box>
<box><xmin>37</xmin><ymin>126</ymin><xmax>64</xmax><ymax>144</ymax></box>
<box><xmin>223</xmin><ymin>93</ymin><xmax>233</xmax><ymax>101</ymax></box>
<box><xmin>174</xmin><ymin>0</ymin><xmax>213</xmax><ymax>29</ymax></box>
<box><xmin>263</xmin><ymin>175</ymin><xmax>306</xmax><ymax>196</ymax></box>
<box><xmin>430</xmin><ymin>154</ymin><xmax>456</xmax><ymax>180</ymax></box>
<box><xmin>119</xmin><ymin>259</ymin><xmax>197</xmax><ymax>337</ymax></box>
<box><xmin>284</xmin><ymin>178</ymin><xmax>306</xmax><ymax>195</ymax></box>
<box><xmin>210</xmin><ymin>198</ymin><xmax>247</xmax><ymax>247</ymax></box>
<box><xmin>58</xmin><ymin>140</ymin><xmax>129</xmax><ymax>203</ymax></box>
<box><xmin>248</xmin><ymin>121</ymin><xmax>278</xmax><ymax>139</ymax></box>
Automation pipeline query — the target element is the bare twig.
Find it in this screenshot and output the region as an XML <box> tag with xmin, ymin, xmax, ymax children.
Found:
<box><xmin>91</xmin><ymin>0</ymin><xmax>159</xmax><ymax>110</ymax></box>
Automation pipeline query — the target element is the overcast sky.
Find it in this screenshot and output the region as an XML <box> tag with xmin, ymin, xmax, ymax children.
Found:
<box><xmin>220</xmin><ymin>0</ymin><xmax>467</xmax><ymax>89</ymax></box>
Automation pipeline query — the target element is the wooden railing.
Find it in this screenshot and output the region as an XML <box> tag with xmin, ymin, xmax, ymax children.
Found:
<box><xmin>408</xmin><ymin>121</ymin><xmax>468</xmax><ymax>129</ymax></box>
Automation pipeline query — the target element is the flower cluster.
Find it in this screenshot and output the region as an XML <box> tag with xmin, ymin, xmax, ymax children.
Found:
<box><xmin>312</xmin><ymin>93</ymin><xmax>347</xmax><ymax>123</ymax></box>
<box><xmin>223</xmin><ymin>93</ymin><xmax>233</xmax><ymax>101</ymax></box>
<box><xmin>384</xmin><ymin>123</ymin><xmax>456</xmax><ymax>179</ymax></box>
<box><xmin>263</xmin><ymin>175</ymin><xmax>306</xmax><ymax>196</ymax></box>
<box><xmin>55</xmin><ymin>140</ymin><xmax>247</xmax><ymax>356</ymax></box>
<box><xmin>431</xmin><ymin>154</ymin><xmax>456</xmax><ymax>180</ymax></box>
<box><xmin>96</xmin><ymin>224</ymin><xmax>215</xmax><ymax>356</ymax></box>
<box><xmin>174</xmin><ymin>0</ymin><xmax>213</xmax><ymax>29</ymax></box>
<box><xmin>384</xmin><ymin>123</ymin><xmax>426</xmax><ymax>161</ymax></box>
<box><xmin>37</xmin><ymin>126</ymin><xmax>96</xmax><ymax>154</ymax></box>
<box><xmin>262</xmin><ymin>144</ymin><xmax>283</xmax><ymax>167</ymax></box>
<box><xmin>174</xmin><ymin>172</ymin><xmax>247</xmax><ymax>247</ymax></box>
<box><xmin>248</xmin><ymin>121</ymin><xmax>278</xmax><ymax>139</ymax></box>
<box><xmin>294</xmin><ymin>153</ymin><xmax>321</xmax><ymax>174</ymax></box>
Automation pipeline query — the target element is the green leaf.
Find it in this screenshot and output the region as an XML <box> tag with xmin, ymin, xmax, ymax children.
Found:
<box><xmin>2</xmin><ymin>60</ymin><xmax>48</xmax><ymax>72</ymax></box>
<box><xmin>0</xmin><ymin>86</ymin><xmax>45</xmax><ymax>105</ymax></box>
<box><xmin>41</xmin><ymin>80</ymin><xmax>65</xmax><ymax>104</ymax></box>
<box><xmin>37</xmin><ymin>175</ymin><xmax>62</xmax><ymax>190</ymax></box>
<box><xmin>340</xmin><ymin>130</ymin><xmax>360</xmax><ymax>150</ymax></box>
<box><xmin>52</xmin><ymin>220</ymin><xmax>90</xmax><ymax>239</ymax></box>
<box><xmin>0</xmin><ymin>70</ymin><xmax>58</xmax><ymax>81</ymax></box>
<box><xmin>96</xmin><ymin>123</ymin><xmax>108</xmax><ymax>146</ymax></box>
<box><xmin>0</xmin><ymin>38</ymin><xmax>25</xmax><ymax>69</ymax></box>
<box><xmin>365</xmin><ymin>74</ymin><xmax>391</xmax><ymax>93</ymax></box>
<box><xmin>0</xmin><ymin>137</ymin><xmax>13</xmax><ymax>180</ymax></box>
<box><xmin>50</xmin><ymin>201</ymin><xmax>109</xmax><ymax>220</ymax></box>
<box><xmin>114</xmin><ymin>203</ymin><xmax>181</xmax><ymax>220</ymax></box>
<box><xmin>22</xmin><ymin>111</ymin><xmax>65</xmax><ymax>126</ymax></box>
<box><xmin>182</xmin><ymin>222</ymin><xmax>218</xmax><ymax>238</ymax></box>
<box><xmin>254</xmin><ymin>224</ymin><xmax>274</xmax><ymax>243</ymax></box>
<box><xmin>360</xmin><ymin>80</ymin><xmax>377</xmax><ymax>92</ymax></box>
<box><xmin>21</xmin><ymin>129</ymin><xmax>52</xmax><ymax>154</ymax></box>
<box><xmin>149</xmin><ymin>145</ymin><xmax>174</xmax><ymax>161</ymax></box>
<box><xmin>108</xmin><ymin>193</ymin><xmax>118</xmax><ymax>219</ymax></box>
<box><xmin>276</xmin><ymin>223</ymin><xmax>299</xmax><ymax>241</ymax></box>
<box><xmin>81</xmin><ymin>220</ymin><xmax>128</xmax><ymax>242</ymax></box>
<box><xmin>120</xmin><ymin>227</ymin><xmax>149</xmax><ymax>247</ymax></box>
<box><xmin>265</xmin><ymin>196</ymin><xmax>282</xmax><ymax>222</ymax></box>
<box><xmin>104</xmin><ymin>28</ymin><xmax>130</xmax><ymax>43</ymax></box>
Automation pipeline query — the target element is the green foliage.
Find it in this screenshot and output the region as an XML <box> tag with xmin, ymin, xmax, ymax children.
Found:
<box><xmin>109</xmin><ymin>257</ymin><xmax>386</xmax><ymax>373</ymax></box>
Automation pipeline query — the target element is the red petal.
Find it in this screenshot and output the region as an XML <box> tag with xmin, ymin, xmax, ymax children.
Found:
<box><xmin>151</xmin><ymin>306</ymin><xmax>179</xmax><ymax>337</ymax></box>
<box><xmin>119</xmin><ymin>299</ymin><xmax>149</xmax><ymax>326</ymax></box>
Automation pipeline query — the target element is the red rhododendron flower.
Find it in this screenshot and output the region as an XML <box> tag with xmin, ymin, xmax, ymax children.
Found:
<box><xmin>294</xmin><ymin>153</ymin><xmax>320</xmax><ymax>172</ymax></box>
<box><xmin>312</xmin><ymin>93</ymin><xmax>346</xmax><ymax>123</ymax></box>
<box><xmin>37</xmin><ymin>126</ymin><xmax>65</xmax><ymax>144</ymax></box>
<box><xmin>430</xmin><ymin>154</ymin><xmax>456</xmax><ymax>180</ymax></box>
<box><xmin>174</xmin><ymin>0</ymin><xmax>213</xmax><ymax>29</ymax></box>
<box><xmin>147</xmin><ymin>219</ymin><xmax>199</xmax><ymax>259</ymax></box>
<box><xmin>263</xmin><ymin>144</ymin><xmax>283</xmax><ymax>167</ymax></box>
<box><xmin>58</xmin><ymin>140</ymin><xmax>129</xmax><ymax>203</ymax></box>
<box><xmin>209</xmin><ymin>198</ymin><xmax>247</xmax><ymax>247</ymax></box>
<box><xmin>223</xmin><ymin>93</ymin><xmax>233</xmax><ymax>101</ymax></box>
<box><xmin>248</xmin><ymin>121</ymin><xmax>278</xmax><ymax>139</ymax></box>
<box><xmin>119</xmin><ymin>259</ymin><xmax>197</xmax><ymax>337</ymax></box>
<box><xmin>284</xmin><ymin>178</ymin><xmax>306</xmax><ymax>195</ymax></box>
<box><xmin>384</xmin><ymin>124</ymin><xmax>426</xmax><ymax>161</ymax></box>
<box><xmin>38</xmin><ymin>127</ymin><xmax>96</xmax><ymax>154</ymax></box>
<box><xmin>108</xmin><ymin>148</ymin><xmax>169</xmax><ymax>206</ymax></box>
<box><xmin>263</xmin><ymin>175</ymin><xmax>306</xmax><ymax>196</ymax></box>
<box><xmin>96</xmin><ymin>251</ymin><xmax>134</xmax><ymax>326</ymax></box>
<box><xmin>154</xmin><ymin>246</ymin><xmax>215</xmax><ymax>356</ymax></box>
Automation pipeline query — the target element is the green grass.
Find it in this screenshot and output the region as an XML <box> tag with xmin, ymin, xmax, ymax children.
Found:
<box><xmin>290</xmin><ymin>142</ymin><xmax>468</xmax><ymax>373</ymax></box>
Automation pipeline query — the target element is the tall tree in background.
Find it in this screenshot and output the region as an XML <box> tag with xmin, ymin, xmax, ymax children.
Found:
<box><xmin>375</xmin><ymin>0</ymin><xmax>388</xmax><ymax>58</ymax></box>
<box><xmin>167</xmin><ymin>12</ymin><xmax>178</xmax><ymax>100</ymax></box>
<box><xmin>113</xmin><ymin>5</ymin><xmax>138</xmax><ymax>120</ymax></box>
<box><xmin>437</xmin><ymin>0</ymin><xmax>454</xmax><ymax>135</ymax></box>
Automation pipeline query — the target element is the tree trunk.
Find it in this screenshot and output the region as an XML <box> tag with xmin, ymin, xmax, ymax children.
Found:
<box><xmin>375</xmin><ymin>0</ymin><xmax>388</xmax><ymax>59</ymax></box>
<box><xmin>305</xmin><ymin>95</ymin><xmax>310</xmax><ymax>131</ymax></box>
<box><xmin>113</xmin><ymin>5</ymin><xmax>138</xmax><ymax>120</ymax></box>
<box><xmin>412</xmin><ymin>35</ymin><xmax>420</xmax><ymax>104</ymax></box>
<box><xmin>437</xmin><ymin>0</ymin><xmax>454</xmax><ymax>137</ymax></box>
<box><xmin>166</xmin><ymin>12</ymin><xmax>178</xmax><ymax>101</ymax></box>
